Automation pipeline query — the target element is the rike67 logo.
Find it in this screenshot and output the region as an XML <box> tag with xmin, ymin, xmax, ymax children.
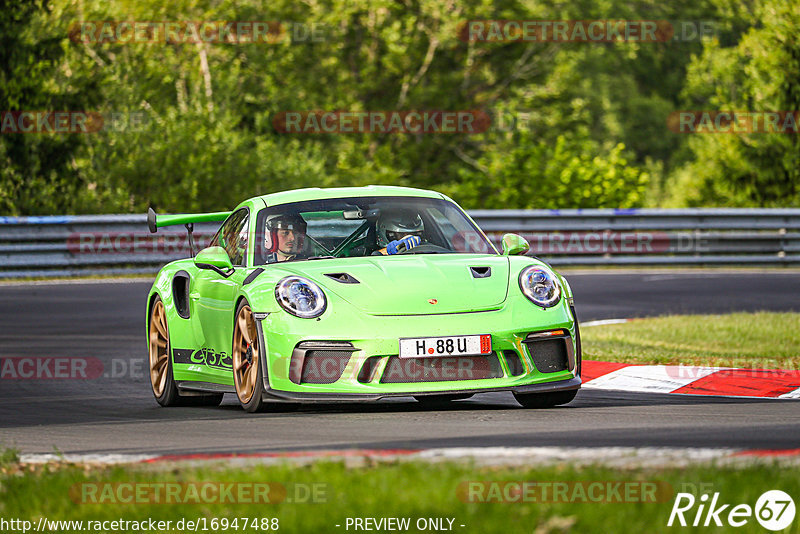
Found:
<box><xmin>668</xmin><ymin>490</ymin><xmax>795</xmax><ymax>530</ymax></box>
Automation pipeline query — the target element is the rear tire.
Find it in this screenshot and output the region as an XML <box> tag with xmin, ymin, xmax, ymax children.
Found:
<box><xmin>513</xmin><ymin>389</ymin><xmax>577</xmax><ymax>408</ymax></box>
<box><xmin>148</xmin><ymin>296</ymin><xmax>224</xmax><ymax>407</ymax></box>
<box><xmin>148</xmin><ymin>296</ymin><xmax>180</xmax><ymax>407</ymax></box>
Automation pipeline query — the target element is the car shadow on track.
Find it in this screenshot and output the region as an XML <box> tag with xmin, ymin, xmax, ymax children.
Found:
<box><xmin>212</xmin><ymin>389</ymin><xmax>788</xmax><ymax>416</ymax></box>
<box><xmin>215</xmin><ymin>398</ymin><xmax>517</xmax><ymax>415</ymax></box>
<box><xmin>2</xmin><ymin>390</ymin><xmax>787</xmax><ymax>430</ymax></box>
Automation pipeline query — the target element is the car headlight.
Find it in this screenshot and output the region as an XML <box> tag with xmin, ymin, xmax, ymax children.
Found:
<box><xmin>275</xmin><ymin>276</ymin><xmax>327</xmax><ymax>318</ymax></box>
<box><xmin>518</xmin><ymin>266</ymin><xmax>561</xmax><ymax>308</ymax></box>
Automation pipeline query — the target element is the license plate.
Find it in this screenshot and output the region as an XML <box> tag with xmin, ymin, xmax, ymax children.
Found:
<box><xmin>399</xmin><ymin>334</ymin><xmax>492</xmax><ymax>358</ymax></box>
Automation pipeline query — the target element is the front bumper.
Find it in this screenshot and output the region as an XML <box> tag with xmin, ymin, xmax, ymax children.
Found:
<box><xmin>261</xmin><ymin>376</ymin><xmax>581</xmax><ymax>403</ymax></box>
<box><xmin>256</xmin><ymin>295</ymin><xmax>581</xmax><ymax>399</ymax></box>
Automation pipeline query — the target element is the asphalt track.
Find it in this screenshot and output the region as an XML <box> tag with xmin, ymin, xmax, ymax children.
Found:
<box><xmin>1</xmin><ymin>271</ymin><xmax>798</xmax><ymax>455</ymax></box>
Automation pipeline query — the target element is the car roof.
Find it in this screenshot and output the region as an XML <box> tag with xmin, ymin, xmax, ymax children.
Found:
<box><xmin>254</xmin><ymin>185</ymin><xmax>445</xmax><ymax>207</ymax></box>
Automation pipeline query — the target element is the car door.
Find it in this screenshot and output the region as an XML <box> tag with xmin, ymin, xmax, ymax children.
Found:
<box><xmin>190</xmin><ymin>208</ymin><xmax>250</xmax><ymax>383</ymax></box>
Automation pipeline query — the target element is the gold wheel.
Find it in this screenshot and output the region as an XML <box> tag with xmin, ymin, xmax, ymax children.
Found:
<box><xmin>148</xmin><ymin>299</ymin><xmax>170</xmax><ymax>397</ymax></box>
<box><xmin>233</xmin><ymin>304</ymin><xmax>260</xmax><ymax>404</ymax></box>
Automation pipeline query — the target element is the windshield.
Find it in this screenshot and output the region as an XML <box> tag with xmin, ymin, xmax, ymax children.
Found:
<box><xmin>254</xmin><ymin>196</ymin><xmax>496</xmax><ymax>264</ymax></box>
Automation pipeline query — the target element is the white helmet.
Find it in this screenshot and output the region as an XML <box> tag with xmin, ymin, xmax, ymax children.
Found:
<box><xmin>376</xmin><ymin>209</ymin><xmax>424</xmax><ymax>247</ymax></box>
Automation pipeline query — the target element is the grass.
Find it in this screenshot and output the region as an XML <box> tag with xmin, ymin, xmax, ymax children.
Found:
<box><xmin>0</xmin><ymin>447</ymin><xmax>19</xmax><ymax>466</ymax></box>
<box><xmin>1</xmin><ymin>458</ymin><xmax>799</xmax><ymax>533</ymax></box>
<box><xmin>581</xmin><ymin>312</ymin><xmax>800</xmax><ymax>368</ymax></box>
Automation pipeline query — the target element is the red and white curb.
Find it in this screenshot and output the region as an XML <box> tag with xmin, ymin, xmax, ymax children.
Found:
<box><xmin>17</xmin><ymin>447</ymin><xmax>800</xmax><ymax>467</ymax></box>
<box><xmin>582</xmin><ymin>360</ymin><xmax>800</xmax><ymax>398</ymax></box>
<box><xmin>580</xmin><ymin>318</ymin><xmax>800</xmax><ymax>399</ymax></box>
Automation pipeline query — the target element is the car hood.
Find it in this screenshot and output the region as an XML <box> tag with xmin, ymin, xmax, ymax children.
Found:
<box><xmin>276</xmin><ymin>254</ymin><xmax>510</xmax><ymax>315</ymax></box>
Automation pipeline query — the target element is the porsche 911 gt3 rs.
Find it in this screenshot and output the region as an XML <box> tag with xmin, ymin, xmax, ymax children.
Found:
<box><xmin>145</xmin><ymin>186</ymin><xmax>581</xmax><ymax>412</ymax></box>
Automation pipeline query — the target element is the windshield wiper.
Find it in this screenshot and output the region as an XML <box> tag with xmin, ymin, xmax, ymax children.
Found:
<box><xmin>307</xmin><ymin>255</ymin><xmax>336</xmax><ymax>260</ymax></box>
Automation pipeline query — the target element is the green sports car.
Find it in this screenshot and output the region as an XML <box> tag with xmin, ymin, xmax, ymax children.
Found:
<box><xmin>146</xmin><ymin>186</ymin><xmax>581</xmax><ymax>412</ymax></box>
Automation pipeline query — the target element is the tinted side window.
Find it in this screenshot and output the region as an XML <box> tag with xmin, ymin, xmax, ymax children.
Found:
<box><xmin>211</xmin><ymin>209</ymin><xmax>249</xmax><ymax>266</ymax></box>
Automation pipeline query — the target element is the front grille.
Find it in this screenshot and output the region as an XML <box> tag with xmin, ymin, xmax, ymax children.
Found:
<box><xmin>524</xmin><ymin>338</ymin><xmax>568</xmax><ymax>373</ymax></box>
<box><xmin>504</xmin><ymin>350</ymin><xmax>525</xmax><ymax>376</ymax></box>
<box><xmin>299</xmin><ymin>350</ymin><xmax>353</xmax><ymax>384</ymax></box>
<box><xmin>380</xmin><ymin>353</ymin><xmax>503</xmax><ymax>383</ymax></box>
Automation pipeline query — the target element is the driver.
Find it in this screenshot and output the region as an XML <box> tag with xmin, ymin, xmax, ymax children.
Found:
<box><xmin>373</xmin><ymin>209</ymin><xmax>424</xmax><ymax>255</ymax></box>
<box><xmin>264</xmin><ymin>213</ymin><xmax>307</xmax><ymax>262</ymax></box>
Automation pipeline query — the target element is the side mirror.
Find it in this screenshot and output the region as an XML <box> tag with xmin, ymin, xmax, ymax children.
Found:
<box><xmin>501</xmin><ymin>233</ymin><xmax>530</xmax><ymax>256</ymax></box>
<box><xmin>194</xmin><ymin>246</ymin><xmax>234</xmax><ymax>276</ymax></box>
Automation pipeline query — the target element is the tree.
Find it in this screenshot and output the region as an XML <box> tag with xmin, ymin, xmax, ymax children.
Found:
<box><xmin>0</xmin><ymin>0</ymin><xmax>102</xmax><ymax>214</ymax></box>
<box><xmin>666</xmin><ymin>0</ymin><xmax>800</xmax><ymax>206</ymax></box>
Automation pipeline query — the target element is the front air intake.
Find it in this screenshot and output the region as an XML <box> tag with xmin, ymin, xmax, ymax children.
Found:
<box><xmin>524</xmin><ymin>338</ymin><xmax>569</xmax><ymax>373</ymax></box>
<box><xmin>289</xmin><ymin>341</ymin><xmax>358</xmax><ymax>384</ymax></box>
<box><xmin>380</xmin><ymin>353</ymin><xmax>503</xmax><ymax>383</ymax></box>
<box><xmin>300</xmin><ymin>350</ymin><xmax>353</xmax><ymax>384</ymax></box>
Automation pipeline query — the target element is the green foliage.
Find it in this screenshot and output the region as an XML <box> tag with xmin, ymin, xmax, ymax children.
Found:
<box><xmin>1</xmin><ymin>0</ymin><xmax>797</xmax><ymax>213</ymax></box>
<box><xmin>0</xmin><ymin>447</ymin><xmax>20</xmax><ymax>465</ymax></box>
<box><xmin>442</xmin><ymin>132</ymin><xmax>649</xmax><ymax>209</ymax></box>
<box><xmin>0</xmin><ymin>0</ymin><xmax>103</xmax><ymax>214</ymax></box>
<box><xmin>666</xmin><ymin>0</ymin><xmax>800</xmax><ymax>207</ymax></box>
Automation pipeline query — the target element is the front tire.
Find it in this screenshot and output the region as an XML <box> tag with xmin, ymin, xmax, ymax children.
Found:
<box><xmin>231</xmin><ymin>300</ymin><xmax>301</xmax><ymax>413</ymax></box>
<box><xmin>233</xmin><ymin>299</ymin><xmax>267</xmax><ymax>412</ymax></box>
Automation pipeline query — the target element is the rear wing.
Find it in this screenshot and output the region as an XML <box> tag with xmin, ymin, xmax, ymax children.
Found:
<box><xmin>147</xmin><ymin>207</ymin><xmax>231</xmax><ymax>233</ymax></box>
<box><xmin>147</xmin><ymin>207</ymin><xmax>231</xmax><ymax>255</ymax></box>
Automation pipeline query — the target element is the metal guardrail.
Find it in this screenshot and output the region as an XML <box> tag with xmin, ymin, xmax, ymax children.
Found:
<box><xmin>0</xmin><ymin>209</ymin><xmax>798</xmax><ymax>278</ymax></box>
<box><xmin>472</xmin><ymin>208</ymin><xmax>800</xmax><ymax>266</ymax></box>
